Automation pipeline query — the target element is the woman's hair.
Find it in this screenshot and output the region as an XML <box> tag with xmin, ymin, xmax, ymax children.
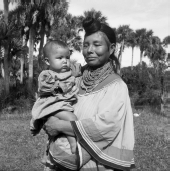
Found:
<box><xmin>82</xmin><ymin>17</ymin><xmax>120</xmax><ymax>73</ymax></box>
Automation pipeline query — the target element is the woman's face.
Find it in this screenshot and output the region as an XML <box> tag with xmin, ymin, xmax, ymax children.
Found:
<box><xmin>83</xmin><ymin>32</ymin><xmax>112</xmax><ymax>68</ymax></box>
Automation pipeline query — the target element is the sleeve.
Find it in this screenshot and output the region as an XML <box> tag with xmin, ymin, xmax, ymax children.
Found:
<box><xmin>38</xmin><ymin>70</ymin><xmax>59</xmax><ymax>96</ymax></box>
<box><xmin>71</xmin><ymin>80</ymin><xmax>129</xmax><ymax>149</ymax></box>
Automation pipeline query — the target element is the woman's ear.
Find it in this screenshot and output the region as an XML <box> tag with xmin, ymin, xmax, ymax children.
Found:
<box><xmin>109</xmin><ymin>43</ymin><xmax>115</xmax><ymax>55</ymax></box>
<box><xmin>44</xmin><ymin>58</ymin><xmax>50</xmax><ymax>66</ymax></box>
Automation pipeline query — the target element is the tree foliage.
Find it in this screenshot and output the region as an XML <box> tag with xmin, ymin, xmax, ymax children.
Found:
<box><xmin>0</xmin><ymin>2</ymin><xmax>169</xmax><ymax>111</ymax></box>
<box><xmin>122</xmin><ymin>62</ymin><xmax>164</xmax><ymax>107</ymax></box>
<box><xmin>83</xmin><ymin>8</ymin><xmax>108</xmax><ymax>24</ymax></box>
<box><xmin>162</xmin><ymin>35</ymin><xmax>170</xmax><ymax>46</ymax></box>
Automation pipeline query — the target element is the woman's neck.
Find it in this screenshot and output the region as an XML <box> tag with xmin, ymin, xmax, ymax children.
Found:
<box><xmin>88</xmin><ymin>61</ymin><xmax>110</xmax><ymax>70</ymax></box>
<box><xmin>79</xmin><ymin>72</ymin><xmax>120</xmax><ymax>94</ymax></box>
<box><xmin>80</xmin><ymin>61</ymin><xmax>114</xmax><ymax>93</ymax></box>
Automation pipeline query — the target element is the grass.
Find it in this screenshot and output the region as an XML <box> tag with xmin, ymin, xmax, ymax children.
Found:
<box><xmin>132</xmin><ymin>108</ymin><xmax>168</xmax><ymax>171</ymax></box>
<box><xmin>0</xmin><ymin>112</ymin><xmax>47</xmax><ymax>171</ymax></box>
<box><xmin>0</xmin><ymin>107</ymin><xmax>168</xmax><ymax>171</ymax></box>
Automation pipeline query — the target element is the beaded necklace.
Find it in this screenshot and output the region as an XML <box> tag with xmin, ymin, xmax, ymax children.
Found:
<box><xmin>81</xmin><ymin>61</ymin><xmax>114</xmax><ymax>93</ymax></box>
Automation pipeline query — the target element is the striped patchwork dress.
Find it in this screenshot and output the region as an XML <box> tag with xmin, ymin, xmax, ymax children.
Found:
<box><xmin>46</xmin><ymin>75</ymin><xmax>135</xmax><ymax>171</ymax></box>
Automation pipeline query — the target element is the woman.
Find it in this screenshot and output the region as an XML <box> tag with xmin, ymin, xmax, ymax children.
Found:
<box><xmin>44</xmin><ymin>17</ymin><xmax>135</xmax><ymax>171</ymax></box>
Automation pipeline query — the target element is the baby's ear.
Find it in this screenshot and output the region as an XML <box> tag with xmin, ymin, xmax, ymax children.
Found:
<box><xmin>44</xmin><ymin>57</ymin><xmax>50</xmax><ymax>66</ymax></box>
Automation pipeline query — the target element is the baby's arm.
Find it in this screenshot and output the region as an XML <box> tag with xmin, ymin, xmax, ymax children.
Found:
<box><xmin>56</xmin><ymin>111</ymin><xmax>77</xmax><ymax>121</ymax></box>
<box><xmin>54</xmin><ymin>111</ymin><xmax>77</xmax><ymax>154</ymax></box>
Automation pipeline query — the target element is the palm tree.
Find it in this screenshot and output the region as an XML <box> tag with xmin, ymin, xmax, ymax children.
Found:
<box><xmin>50</xmin><ymin>13</ymin><xmax>81</xmax><ymax>48</ymax></box>
<box><xmin>83</xmin><ymin>8</ymin><xmax>108</xmax><ymax>24</ymax></box>
<box><xmin>162</xmin><ymin>35</ymin><xmax>170</xmax><ymax>114</ymax></box>
<box><xmin>162</xmin><ymin>35</ymin><xmax>170</xmax><ymax>47</ymax></box>
<box><xmin>135</xmin><ymin>28</ymin><xmax>153</xmax><ymax>71</ymax></box>
<box><xmin>116</xmin><ymin>25</ymin><xmax>133</xmax><ymax>69</ymax></box>
<box><xmin>0</xmin><ymin>4</ymin><xmax>30</xmax><ymax>91</ymax></box>
<box><xmin>144</xmin><ymin>36</ymin><xmax>166</xmax><ymax>72</ymax></box>
<box><xmin>127</xmin><ymin>31</ymin><xmax>137</xmax><ymax>70</ymax></box>
<box><xmin>38</xmin><ymin>0</ymin><xmax>69</xmax><ymax>69</ymax></box>
<box><xmin>8</xmin><ymin>0</ymin><xmax>69</xmax><ymax>92</ymax></box>
<box><xmin>144</xmin><ymin>36</ymin><xmax>167</xmax><ymax>114</ymax></box>
<box><xmin>65</xmin><ymin>14</ymin><xmax>83</xmax><ymax>51</ymax></box>
<box><xmin>1</xmin><ymin>0</ymin><xmax>22</xmax><ymax>94</ymax></box>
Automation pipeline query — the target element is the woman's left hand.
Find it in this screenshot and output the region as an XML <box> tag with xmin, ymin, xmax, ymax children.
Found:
<box><xmin>43</xmin><ymin>116</ymin><xmax>60</xmax><ymax>137</ymax></box>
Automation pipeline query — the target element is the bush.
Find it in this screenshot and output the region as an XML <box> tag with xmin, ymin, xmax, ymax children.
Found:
<box><xmin>0</xmin><ymin>82</ymin><xmax>35</xmax><ymax>112</ymax></box>
<box><xmin>121</xmin><ymin>63</ymin><xmax>162</xmax><ymax>107</ymax></box>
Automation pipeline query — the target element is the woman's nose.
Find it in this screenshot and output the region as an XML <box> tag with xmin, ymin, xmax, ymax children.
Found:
<box><xmin>87</xmin><ymin>45</ymin><xmax>94</xmax><ymax>53</ymax></box>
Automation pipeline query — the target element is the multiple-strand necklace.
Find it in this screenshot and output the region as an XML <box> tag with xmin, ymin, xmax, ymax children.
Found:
<box><xmin>81</xmin><ymin>61</ymin><xmax>114</xmax><ymax>93</ymax></box>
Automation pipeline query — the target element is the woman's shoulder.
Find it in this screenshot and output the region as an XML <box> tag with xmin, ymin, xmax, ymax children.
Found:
<box><xmin>78</xmin><ymin>73</ymin><xmax>126</xmax><ymax>95</ymax></box>
<box><xmin>103</xmin><ymin>73</ymin><xmax>122</xmax><ymax>84</ymax></box>
<box><xmin>94</xmin><ymin>73</ymin><xmax>124</xmax><ymax>91</ymax></box>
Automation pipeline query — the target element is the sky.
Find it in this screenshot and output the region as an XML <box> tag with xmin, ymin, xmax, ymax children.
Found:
<box><xmin>68</xmin><ymin>0</ymin><xmax>169</xmax><ymax>40</ymax></box>
<box><xmin>0</xmin><ymin>0</ymin><xmax>169</xmax><ymax>67</ymax></box>
<box><xmin>67</xmin><ymin>0</ymin><xmax>170</xmax><ymax>66</ymax></box>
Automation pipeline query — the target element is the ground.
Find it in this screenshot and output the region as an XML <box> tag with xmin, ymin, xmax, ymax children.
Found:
<box><xmin>0</xmin><ymin>108</ymin><xmax>168</xmax><ymax>171</ymax></box>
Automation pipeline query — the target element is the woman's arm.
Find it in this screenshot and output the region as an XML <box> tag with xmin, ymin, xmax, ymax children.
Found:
<box><xmin>44</xmin><ymin>116</ymin><xmax>75</xmax><ymax>137</ymax></box>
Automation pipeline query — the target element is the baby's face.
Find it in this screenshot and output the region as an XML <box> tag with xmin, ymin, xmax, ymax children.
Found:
<box><xmin>48</xmin><ymin>46</ymin><xmax>71</xmax><ymax>73</ymax></box>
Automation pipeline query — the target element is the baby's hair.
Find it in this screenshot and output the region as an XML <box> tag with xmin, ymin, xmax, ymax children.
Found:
<box><xmin>43</xmin><ymin>40</ymin><xmax>68</xmax><ymax>57</ymax></box>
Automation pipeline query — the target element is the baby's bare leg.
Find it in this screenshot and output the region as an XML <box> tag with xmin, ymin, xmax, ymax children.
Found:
<box><xmin>55</xmin><ymin>111</ymin><xmax>77</xmax><ymax>154</ymax></box>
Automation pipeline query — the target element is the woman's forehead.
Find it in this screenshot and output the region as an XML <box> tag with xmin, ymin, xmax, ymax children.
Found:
<box><xmin>84</xmin><ymin>32</ymin><xmax>105</xmax><ymax>41</ymax></box>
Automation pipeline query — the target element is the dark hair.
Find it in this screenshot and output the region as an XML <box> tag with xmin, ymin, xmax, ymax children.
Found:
<box><xmin>82</xmin><ymin>17</ymin><xmax>120</xmax><ymax>73</ymax></box>
<box><xmin>43</xmin><ymin>40</ymin><xmax>68</xmax><ymax>57</ymax></box>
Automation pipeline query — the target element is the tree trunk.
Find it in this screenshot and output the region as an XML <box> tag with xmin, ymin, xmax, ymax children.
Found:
<box><xmin>131</xmin><ymin>46</ymin><xmax>134</xmax><ymax>70</ymax></box>
<box><xmin>3</xmin><ymin>0</ymin><xmax>8</xmax><ymax>23</ymax></box>
<box><xmin>0</xmin><ymin>46</ymin><xmax>4</xmax><ymax>77</ymax></box>
<box><xmin>160</xmin><ymin>74</ymin><xmax>164</xmax><ymax>114</ymax></box>
<box><xmin>0</xmin><ymin>63</ymin><xmax>4</xmax><ymax>78</ymax></box>
<box><xmin>140</xmin><ymin>49</ymin><xmax>143</xmax><ymax>70</ymax></box>
<box><xmin>20</xmin><ymin>55</ymin><xmax>24</xmax><ymax>84</ymax></box>
<box><xmin>38</xmin><ymin>25</ymin><xmax>45</xmax><ymax>70</ymax></box>
<box><xmin>3</xmin><ymin>0</ymin><xmax>10</xmax><ymax>95</ymax></box>
<box><xmin>119</xmin><ymin>39</ymin><xmax>124</xmax><ymax>70</ymax></box>
<box><xmin>28</xmin><ymin>26</ymin><xmax>35</xmax><ymax>92</ymax></box>
<box><xmin>4</xmin><ymin>43</ymin><xmax>10</xmax><ymax>94</ymax></box>
<box><xmin>163</xmin><ymin>68</ymin><xmax>170</xmax><ymax>116</ymax></box>
<box><xmin>19</xmin><ymin>35</ymin><xmax>27</xmax><ymax>84</ymax></box>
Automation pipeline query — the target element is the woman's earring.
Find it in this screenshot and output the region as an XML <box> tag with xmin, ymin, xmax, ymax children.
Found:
<box><xmin>114</xmin><ymin>44</ymin><xmax>119</xmax><ymax>57</ymax></box>
<box><xmin>110</xmin><ymin>43</ymin><xmax>116</xmax><ymax>55</ymax></box>
<box><xmin>44</xmin><ymin>58</ymin><xmax>50</xmax><ymax>66</ymax></box>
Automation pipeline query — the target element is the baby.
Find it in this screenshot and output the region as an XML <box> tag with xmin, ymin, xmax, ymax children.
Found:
<box><xmin>30</xmin><ymin>40</ymin><xmax>80</xmax><ymax>154</ymax></box>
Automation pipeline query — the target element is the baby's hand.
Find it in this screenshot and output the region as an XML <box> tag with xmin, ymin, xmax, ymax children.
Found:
<box><xmin>30</xmin><ymin>127</ymin><xmax>39</xmax><ymax>136</ymax></box>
